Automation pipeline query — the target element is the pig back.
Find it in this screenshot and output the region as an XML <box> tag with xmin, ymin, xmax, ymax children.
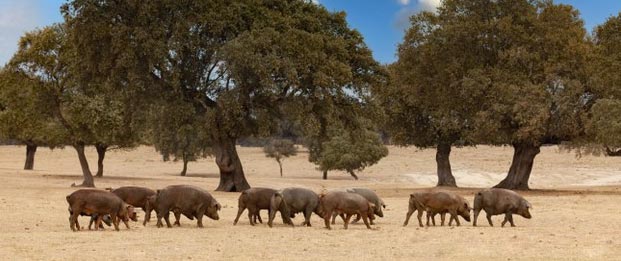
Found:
<box><xmin>157</xmin><ymin>185</ymin><xmax>215</xmax><ymax>213</ymax></box>
<box><xmin>111</xmin><ymin>186</ymin><xmax>156</xmax><ymax>208</ymax></box>
<box><xmin>281</xmin><ymin>187</ymin><xmax>319</xmax><ymax>212</ymax></box>
<box><xmin>66</xmin><ymin>189</ymin><xmax>124</xmax><ymax>214</ymax></box>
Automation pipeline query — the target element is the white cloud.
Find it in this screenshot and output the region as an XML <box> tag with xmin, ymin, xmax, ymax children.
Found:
<box><xmin>0</xmin><ymin>2</ymin><xmax>44</xmax><ymax>66</ymax></box>
<box><xmin>418</xmin><ymin>0</ymin><xmax>441</xmax><ymax>12</ymax></box>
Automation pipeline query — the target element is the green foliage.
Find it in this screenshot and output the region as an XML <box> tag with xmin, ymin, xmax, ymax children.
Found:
<box><xmin>263</xmin><ymin>139</ymin><xmax>297</xmax><ymax>176</ymax></box>
<box><xmin>317</xmin><ymin>129</ymin><xmax>388</xmax><ymax>179</ymax></box>
<box><xmin>149</xmin><ymin>99</ymin><xmax>212</xmax><ymax>164</ymax></box>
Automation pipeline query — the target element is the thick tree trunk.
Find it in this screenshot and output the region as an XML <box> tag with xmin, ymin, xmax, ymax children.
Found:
<box><xmin>24</xmin><ymin>143</ymin><xmax>37</xmax><ymax>170</ymax></box>
<box><xmin>436</xmin><ymin>143</ymin><xmax>457</xmax><ymax>187</ymax></box>
<box><xmin>180</xmin><ymin>154</ymin><xmax>188</xmax><ymax>176</ymax></box>
<box><xmin>605</xmin><ymin>147</ymin><xmax>621</xmax><ymax>157</ymax></box>
<box><xmin>213</xmin><ymin>135</ymin><xmax>250</xmax><ymax>192</ymax></box>
<box><xmin>494</xmin><ymin>143</ymin><xmax>541</xmax><ymax>190</ymax></box>
<box><xmin>72</xmin><ymin>143</ymin><xmax>95</xmax><ymax>187</ymax></box>
<box><xmin>322</xmin><ymin>170</ymin><xmax>328</xmax><ymax>180</ymax></box>
<box><xmin>95</xmin><ymin>143</ymin><xmax>108</xmax><ymax>177</ymax></box>
<box><xmin>347</xmin><ymin>170</ymin><xmax>359</xmax><ymax>180</ymax></box>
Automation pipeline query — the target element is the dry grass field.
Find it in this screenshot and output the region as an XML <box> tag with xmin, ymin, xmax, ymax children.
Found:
<box><xmin>1</xmin><ymin>145</ymin><xmax>620</xmax><ymax>260</ymax></box>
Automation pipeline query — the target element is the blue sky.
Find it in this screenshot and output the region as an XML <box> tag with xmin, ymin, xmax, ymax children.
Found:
<box><xmin>1</xmin><ymin>0</ymin><xmax>621</xmax><ymax>65</ymax></box>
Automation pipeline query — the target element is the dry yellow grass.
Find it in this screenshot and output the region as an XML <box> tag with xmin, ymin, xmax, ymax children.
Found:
<box><xmin>0</xmin><ymin>145</ymin><xmax>620</xmax><ymax>260</ymax></box>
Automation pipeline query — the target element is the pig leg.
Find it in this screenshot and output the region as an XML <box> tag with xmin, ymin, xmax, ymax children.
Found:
<box><xmin>163</xmin><ymin>211</ymin><xmax>172</xmax><ymax>228</ymax></box>
<box><xmin>352</xmin><ymin>214</ymin><xmax>361</xmax><ymax>224</ymax></box>
<box><xmin>303</xmin><ymin>208</ymin><xmax>313</xmax><ymax>227</ymax></box>
<box><xmin>69</xmin><ymin>210</ymin><xmax>81</xmax><ymax>232</ymax></box>
<box><xmin>323</xmin><ymin>211</ymin><xmax>332</xmax><ymax>230</ymax></box>
<box><xmin>248</xmin><ymin>209</ymin><xmax>256</xmax><ymax>226</ymax></box>
<box><xmin>508</xmin><ymin>214</ymin><xmax>515</xmax><ymax>227</ymax></box>
<box><xmin>233</xmin><ymin>206</ymin><xmax>245</xmax><ymax>225</ymax></box>
<box><xmin>440</xmin><ymin>212</ymin><xmax>446</xmax><ymax>226</ymax></box>
<box><xmin>417</xmin><ymin>209</ymin><xmax>425</xmax><ymax>227</ymax></box>
<box><xmin>74</xmin><ymin>216</ymin><xmax>81</xmax><ymax>231</ymax></box>
<box><xmin>88</xmin><ymin>215</ymin><xmax>95</xmax><ymax>230</ymax></box>
<box><xmin>360</xmin><ymin>212</ymin><xmax>372</xmax><ymax>229</ymax></box>
<box><xmin>196</xmin><ymin>209</ymin><xmax>205</xmax><ymax>228</ymax></box>
<box><xmin>486</xmin><ymin>212</ymin><xmax>494</xmax><ymax>227</ymax></box>
<box><xmin>174</xmin><ymin>212</ymin><xmax>182</xmax><ymax>226</ymax></box>
<box><xmin>111</xmin><ymin>214</ymin><xmax>120</xmax><ymax>231</ymax></box>
<box><xmin>501</xmin><ymin>212</ymin><xmax>515</xmax><ymax>227</ymax></box>
<box><xmin>256</xmin><ymin>210</ymin><xmax>263</xmax><ymax>224</ymax></box>
<box><xmin>403</xmin><ymin>207</ymin><xmax>414</xmax><ymax>226</ymax></box>
<box><xmin>343</xmin><ymin>214</ymin><xmax>353</xmax><ymax>229</ymax></box>
<box><xmin>449</xmin><ymin>210</ymin><xmax>460</xmax><ymax>226</ymax></box>
<box><xmin>331</xmin><ymin>212</ymin><xmax>338</xmax><ymax>224</ymax></box>
<box><xmin>473</xmin><ymin>208</ymin><xmax>481</xmax><ymax>226</ymax></box>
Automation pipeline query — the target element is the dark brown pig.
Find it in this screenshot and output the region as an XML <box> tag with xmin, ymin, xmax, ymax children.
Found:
<box><xmin>403</xmin><ymin>191</ymin><xmax>470</xmax><ymax>227</ymax></box>
<box><xmin>473</xmin><ymin>188</ymin><xmax>532</xmax><ymax>227</ymax></box>
<box><xmin>155</xmin><ymin>185</ymin><xmax>221</xmax><ymax>228</ymax></box>
<box><xmin>318</xmin><ymin>191</ymin><xmax>375</xmax><ymax>230</ymax></box>
<box><xmin>268</xmin><ymin>187</ymin><xmax>321</xmax><ymax>227</ymax></box>
<box><xmin>331</xmin><ymin>188</ymin><xmax>386</xmax><ymax>225</ymax></box>
<box><xmin>106</xmin><ymin>186</ymin><xmax>156</xmax><ymax>226</ymax></box>
<box><xmin>66</xmin><ymin>189</ymin><xmax>137</xmax><ymax>231</ymax></box>
<box><xmin>233</xmin><ymin>187</ymin><xmax>277</xmax><ymax>226</ymax></box>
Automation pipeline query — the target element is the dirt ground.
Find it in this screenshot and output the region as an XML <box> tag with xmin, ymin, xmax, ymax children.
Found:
<box><xmin>0</xmin><ymin>145</ymin><xmax>620</xmax><ymax>260</ymax></box>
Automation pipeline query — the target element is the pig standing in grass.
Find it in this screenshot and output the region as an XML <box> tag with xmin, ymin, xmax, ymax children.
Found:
<box><xmin>268</xmin><ymin>187</ymin><xmax>321</xmax><ymax>227</ymax></box>
<box><xmin>403</xmin><ymin>191</ymin><xmax>470</xmax><ymax>227</ymax></box>
<box><xmin>234</xmin><ymin>187</ymin><xmax>278</xmax><ymax>226</ymax></box>
<box><xmin>155</xmin><ymin>185</ymin><xmax>221</xmax><ymax>228</ymax></box>
<box><xmin>473</xmin><ymin>188</ymin><xmax>532</xmax><ymax>227</ymax></box>
<box><xmin>105</xmin><ymin>186</ymin><xmax>156</xmax><ymax>226</ymax></box>
<box><xmin>318</xmin><ymin>191</ymin><xmax>375</xmax><ymax>230</ymax></box>
<box><xmin>66</xmin><ymin>189</ymin><xmax>137</xmax><ymax>231</ymax></box>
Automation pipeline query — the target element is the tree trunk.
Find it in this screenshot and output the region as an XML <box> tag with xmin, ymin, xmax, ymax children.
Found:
<box><xmin>347</xmin><ymin>170</ymin><xmax>359</xmax><ymax>180</ymax></box>
<box><xmin>436</xmin><ymin>143</ymin><xmax>457</xmax><ymax>187</ymax></box>
<box><xmin>95</xmin><ymin>143</ymin><xmax>108</xmax><ymax>177</ymax></box>
<box><xmin>277</xmin><ymin>159</ymin><xmax>283</xmax><ymax>177</ymax></box>
<box><xmin>322</xmin><ymin>170</ymin><xmax>328</xmax><ymax>180</ymax></box>
<box><xmin>494</xmin><ymin>143</ymin><xmax>541</xmax><ymax>190</ymax></box>
<box><xmin>213</xmin><ymin>135</ymin><xmax>251</xmax><ymax>192</ymax></box>
<box><xmin>180</xmin><ymin>154</ymin><xmax>188</xmax><ymax>176</ymax></box>
<box><xmin>72</xmin><ymin>142</ymin><xmax>95</xmax><ymax>187</ymax></box>
<box><xmin>24</xmin><ymin>143</ymin><xmax>37</xmax><ymax>170</ymax></box>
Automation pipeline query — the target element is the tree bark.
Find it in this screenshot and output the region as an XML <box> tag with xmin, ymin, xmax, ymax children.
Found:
<box><xmin>322</xmin><ymin>170</ymin><xmax>328</xmax><ymax>180</ymax></box>
<box><xmin>180</xmin><ymin>153</ymin><xmax>188</xmax><ymax>176</ymax></box>
<box><xmin>605</xmin><ymin>147</ymin><xmax>621</xmax><ymax>157</ymax></box>
<box><xmin>347</xmin><ymin>170</ymin><xmax>359</xmax><ymax>180</ymax></box>
<box><xmin>277</xmin><ymin>158</ymin><xmax>283</xmax><ymax>177</ymax></box>
<box><xmin>24</xmin><ymin>142</ymin><xmax>37</xmax><ymax>170</ymax></box>
<box><xmin>95</xmin><ymin>143</ymin><xmax>108</xmax><ymax>177</ymax></box>
<box><xmin>494</xmin><ymin>143</ymin><xmax>541</xmax><ymax>190</ymax></box>
<box><xmin>436</xmin><ymin>143</ymin><xmax>457</xmax><ymax>187</ymax></box>
<box><xmin>72</xmin><ymin>142</ymin><xmax>95</xmax><ymax>187</ymax></box>
<box><xmin>213</xmin><ymin>135</ymin><xmax>251</xmax><ymax>192</ymax></box>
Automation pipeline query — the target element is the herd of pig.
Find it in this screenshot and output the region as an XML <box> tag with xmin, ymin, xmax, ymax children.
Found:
<box><xmin>65</xmin><ymin>185</ymin><xmax>532</xmax><ymax>231</ymax></box>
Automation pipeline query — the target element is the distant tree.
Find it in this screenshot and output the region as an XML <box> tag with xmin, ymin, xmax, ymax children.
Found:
<box><xmin>64</xmin><ymin>0</ymin><xmax>384</xmax><ymax>191</ymax></box>
<box><xmin>317</xmin><ymin>129</ymin><xmax>388</xmax><ymax>180</ymax></box>
<box><xmin>0</xmin><ymin>68</ymin><xmax>66</xmax><ymax>170</ymax></box>
<box><xmin>585</xmin><ymin>13</ymin><xmax>621</xmax><ymax>156</ymax></box>
<box><xmin>263</xmin><ymin>139</ymin><xmax>297</xmax><ymax>177</ymax></box>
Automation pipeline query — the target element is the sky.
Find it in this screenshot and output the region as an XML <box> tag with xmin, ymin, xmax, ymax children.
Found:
<box><xmin>1</xmin><ymin>0</ymin><xmax>621</xmax><ymax>66</ymax></box>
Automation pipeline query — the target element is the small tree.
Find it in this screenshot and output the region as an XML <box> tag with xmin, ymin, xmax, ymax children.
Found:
<box><xmin>263</xmin><ymin>139</ymin><xmax>297</xmax><ymax>177</ymax></box>
<box><xmin>317</xmin><ymin>129</ymin><xmax>388</xmax><ymax>180</ymax></box>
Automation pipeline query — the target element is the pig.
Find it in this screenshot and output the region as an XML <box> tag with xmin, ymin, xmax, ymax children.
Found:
<box><xmin>473</xmin><ymin>188</ymin><xmax>532</xmax><ymax>227</ymax></box>
<box><xmin>105</xmin><ymin>186</ymin><xmax>157</xmax><ymax>226</ymax></box>
<box><xmin>67</xmin><ymin>206</ymin><xmax>112</xmax><ymax>230</ymax></box>
<box><xmin>318</xmin><ymin>191</ymin><xmax>375</xmax><ymax>230</ymax></box>
<box><xmin>66</xmin><ymin>189</ymin><xmax>137</xmax><ymax>231</ymax></box>
<box><xmin>403</xmin><ymin>191</ymin><xmax>470</xmax><ymax>227</ymax></box>
<box><xmin>268</xmin><ymin>187</ymin><xmax>321</xmax><ymax>227</ymax></box>
<box><xmin>424</xmin><ymin>192</ymin><xmax>471</xmax><ymax>226</ymax></box>
<box><xmin>155</xmin><ymin>185</ymin><xmax>221</xmax><ymax>228</ymax></box>
<box><xmin>145</xmin><ymin>194</ymin><xmax>187</xmax><ymax>227</ymax></box>
<box><xmin>233</xmin><ymin>187</ymin><xmax>278</xmax><ymax>226</ymax></box>
<box><xmin>331</xmin><ymin>188</ymin><xmax>386</xmax><ymax>225</ymax></box>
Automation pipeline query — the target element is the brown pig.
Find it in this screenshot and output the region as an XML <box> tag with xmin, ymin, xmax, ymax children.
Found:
<box><xmin>106</xmin><ymin>186</ymin><xmax>156</xmax><ymax>226</ymax></box>
<box><xmin>473</xmin><ymin>188</ymin><xmax>532</xmax><ymax>227</ymax></box>
<box><xmin>234</xmin><ymin>187</ymin><xmax>278</xmax><ymax>226</ymax></box>
<box><xmin>66</xmin><ymin>189</ymin><xmax>137</xmax><ymax>231</ymax></box>
<box><xmin>155</xmin><ymin>185</ymin><xmax>221</xmax><ymax>228</ymax></box>
<box><xmin>403</xmin><ymin>191</ymin><xmax>470</xmax><ymax>227</ymax></box>
<box><xmin>318</xmin><ymin>191</ymin><xmax>375</xmax><ymax>230</ymax></box>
